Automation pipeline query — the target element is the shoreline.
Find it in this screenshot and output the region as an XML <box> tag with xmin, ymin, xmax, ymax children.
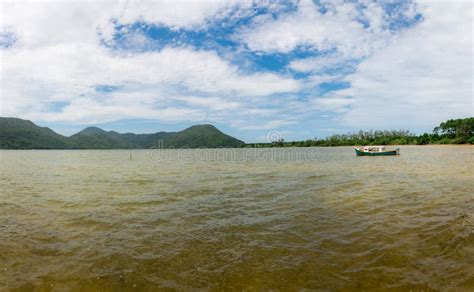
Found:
<box><xmin>1</xmin><ymin>144</ymin><xmax>473</xmax><ymax>151</ymax></box>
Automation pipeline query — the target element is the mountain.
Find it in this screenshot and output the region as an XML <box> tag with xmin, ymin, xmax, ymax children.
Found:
<box><xmin>116</xmin><ymin>131</ymin><xmax>173</xmax><ymax>148</ymax></box>
<box><xmin>0</xmin><ymin>117</ymin><xmax>71</xmax><ymax>149</ymax></box>
<box><xmin>0</xmin><ymin>117</ymin><xmax>245</xmax><ymax>149</ymax></box>
<box><xmin>69</xmin><ymin>127</ymin><xmax>137</xmax><ymax>149</ymax></box>
<box><xmin>69</xmin><ymin>127</ymin><xmax>174</xmax><ymax>149</ymax></box>
<box><xmin>162</xmin><ymin>124</ymin><xmax>245</xmax><ymax>148</ymax></box>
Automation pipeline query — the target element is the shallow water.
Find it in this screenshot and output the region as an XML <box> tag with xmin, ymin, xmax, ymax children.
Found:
<box><xmin>0</xmin><ymin>146</ymin><xmax>473</xmax><ymax>291</ymax></box>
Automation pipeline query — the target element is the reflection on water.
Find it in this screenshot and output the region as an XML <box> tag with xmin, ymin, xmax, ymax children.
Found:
<box><xmin>0</xmin><ymin>146</ymin><xmax>473</xmax><ymax>290</ymax></box>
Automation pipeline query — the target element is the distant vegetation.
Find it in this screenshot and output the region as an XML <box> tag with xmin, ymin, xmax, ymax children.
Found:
<box><xmin>0</xmin><ymin>117</ymin><xmax>244</xmax><ymax>149</ymax></box>
<box><xmin>247</xmin><ymin>118</ymin><xmax>474</xmax><ymax>147</ymax></box>
<box><xmin>0</xmin><ymin>117</ymin><xmax>472</xmax><ymax>149</ymax></box>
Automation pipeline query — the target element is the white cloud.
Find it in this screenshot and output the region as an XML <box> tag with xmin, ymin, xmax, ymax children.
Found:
<box><xmin>311</xmin><ymin>97</ymin><xmax>355</xmax><ymax>113</ymax></box>
<box><xmin>172</xmin><ymin>95</ymin><xmax>242</xmax><ymax>111</ymax></box>
<box><xmin>240</xmin><ymin>0</ymin><xmax>472</xmax><ymax>130</ymax></box>
<box><xmin>237</xmin><ymin>0</ymin><xmax>390</xmax><ymax>58</ymax></box>
<box><xmin>1</xmin><ymin>44</ymin><xmax>300</xmax><ymax>122</ymax></box>
<box><xmin>0</xmin><ymin>1</ymin><xmax>305</xmax><ymax>126</ymax></box>
<box><xmin>0</xmin><ymin>1</ymin><xmax>251</xmax><ymax>48</ymax></box>
<box><xmin>237</xmin><ymin>119</ymin><xmax>297</xmax><ymax>131</ymax></box>
<box><xmin>29</xmin><ymin>97</ymin><xmax>205</xmax><ymax>125</ymax></box>
<box><xmin>290</xmin><ymin>54</ymin><xmax>341</xmax><ymax>72</ymax></box>
<box><xmin>340</xmin><ymin>1</ymin><xmax>473</xmax><ymax>128</ymax></box>
<box><xmin>289</xmin><ymin>52</ymin><xmax>358</xmax><ymax>73</ymax></box>
<box><xmin>117</xmin><ymin>0</ymin><xmax>253</xmax><ymax>31</ymax></box>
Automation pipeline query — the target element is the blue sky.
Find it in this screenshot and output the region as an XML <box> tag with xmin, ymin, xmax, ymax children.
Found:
<box><xmin>1</xmin><ymin>0</ymin><xmax>472</xmax><ymax>142</ymax></box>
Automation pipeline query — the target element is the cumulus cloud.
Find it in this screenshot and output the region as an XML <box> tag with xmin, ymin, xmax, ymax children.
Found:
<box><xmin>239</xmin><ymin>0</ymin><xmax>471</xmax><ymax>131</ymax></box>
<box><xmin>0</xmin><ymin>0</ymin><xmax>250</xmax><ymax>47</ymax></box>
<box><xmin>237</xmin><ymin>0</ymin><xmax>391</xmax><ymax>58</ymax></box>
<box><xmin>239</xmin><ymin>119</ymin><xmax>298</xmax><ymax>131</ymax></box>
<box><xmin>1</xmin><ymin>44</ymin><xmax>300</xmax><ymax>122</ymax></box>
<box><xmin>289</xmin><ymin>52</ymin><xmax>358</xmax><ymax>74</ymax></box>
<box><xmin>341</xmin><ymin>1</ymin><xmax>473</xmax><ymax>128</ymax></box>
<box><xmin>0</xmin><ymin>1</ymin><xmax>300</xmax><ymax>125</ymax></box>
<box><xmin>311</xmin><ymin>97</ymin><xmax>355</xmax><ymax>113</ymax></box>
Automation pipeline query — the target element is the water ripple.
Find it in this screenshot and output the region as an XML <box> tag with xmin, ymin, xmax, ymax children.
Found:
<box><xmin>0</xmin><ymin>146</ymin><xmax>473</xmax><ymax>290</ymax></box>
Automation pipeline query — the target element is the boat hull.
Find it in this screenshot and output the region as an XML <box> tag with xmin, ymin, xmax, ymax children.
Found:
<box><xmin>355</xmin><ymin>148</ymin><xmax>399</xmax><ymax>156</ymax></box>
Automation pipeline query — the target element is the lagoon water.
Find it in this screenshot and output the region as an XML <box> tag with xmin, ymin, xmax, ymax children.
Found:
<box><xmin>0</xmin><ymin>146</ymin><xmax>473</xmax><ymax>290</ymax></box>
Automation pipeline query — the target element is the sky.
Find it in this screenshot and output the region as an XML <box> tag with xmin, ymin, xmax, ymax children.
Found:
<box><xmin>0</xmin><ymin>0</ymin><xmax>472</xmax><ymax>142</ymax></box>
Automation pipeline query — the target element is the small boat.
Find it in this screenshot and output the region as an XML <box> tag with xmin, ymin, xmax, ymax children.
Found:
<box><xmin>354</xmin><ymin>146</ymin><xmax>399</xmax><ymax>156</ymax></box>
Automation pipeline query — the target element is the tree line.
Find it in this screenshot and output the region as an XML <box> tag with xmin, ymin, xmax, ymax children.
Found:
<box><xmin>246</xmin><ymin>117</ymin><xmax>474</xmax><ymax>147</ymax></box>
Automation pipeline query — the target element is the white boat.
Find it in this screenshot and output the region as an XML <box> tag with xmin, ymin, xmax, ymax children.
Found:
<box><xmin>354</xmin><ymin>146</ymin><xmax>400</xmax><ymax>156</ymax></box>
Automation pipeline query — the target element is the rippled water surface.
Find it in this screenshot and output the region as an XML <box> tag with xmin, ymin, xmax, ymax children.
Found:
<box><xmin>1</xmin><ymin>146</ymin><xmax>473</xmax><ymax>291</ymax></box>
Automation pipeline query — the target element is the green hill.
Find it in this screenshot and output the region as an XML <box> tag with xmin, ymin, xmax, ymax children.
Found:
<box><xmin>0</xmin><ymin>117</ymin><xmax>245</xmax><ymax>149</ymax></box>
<box><xmin>69</xmin><ymin>128</ymin><xmax>134</xmax><ymax>149</ymax></box>
<box><xmin>0</xmin><ymin>117</ymin><xmax>71</xmax><ymax>149</ymax></box>
<box><xmin>118</xmin><ymin>131</ymin><xmax>173</xmax><ymax>148</ymax></box>
<box><xmin>162</xmin><ymin>124</ymin><xmax>245</xmax><ymax>148</ymax></box>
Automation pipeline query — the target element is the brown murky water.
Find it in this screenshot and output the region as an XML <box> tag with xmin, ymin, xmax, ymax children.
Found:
<box><xmin>0</xmin><ymin>146</ymin><xmax>473</xmax><ymax>291</ymax></box>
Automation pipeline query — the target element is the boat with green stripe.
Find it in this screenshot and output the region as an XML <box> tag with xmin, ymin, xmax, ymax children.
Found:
<box><xmin>354</xmin><ymin>146</ymin><xmax>400</xmax><ymax>156</ymax></box>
